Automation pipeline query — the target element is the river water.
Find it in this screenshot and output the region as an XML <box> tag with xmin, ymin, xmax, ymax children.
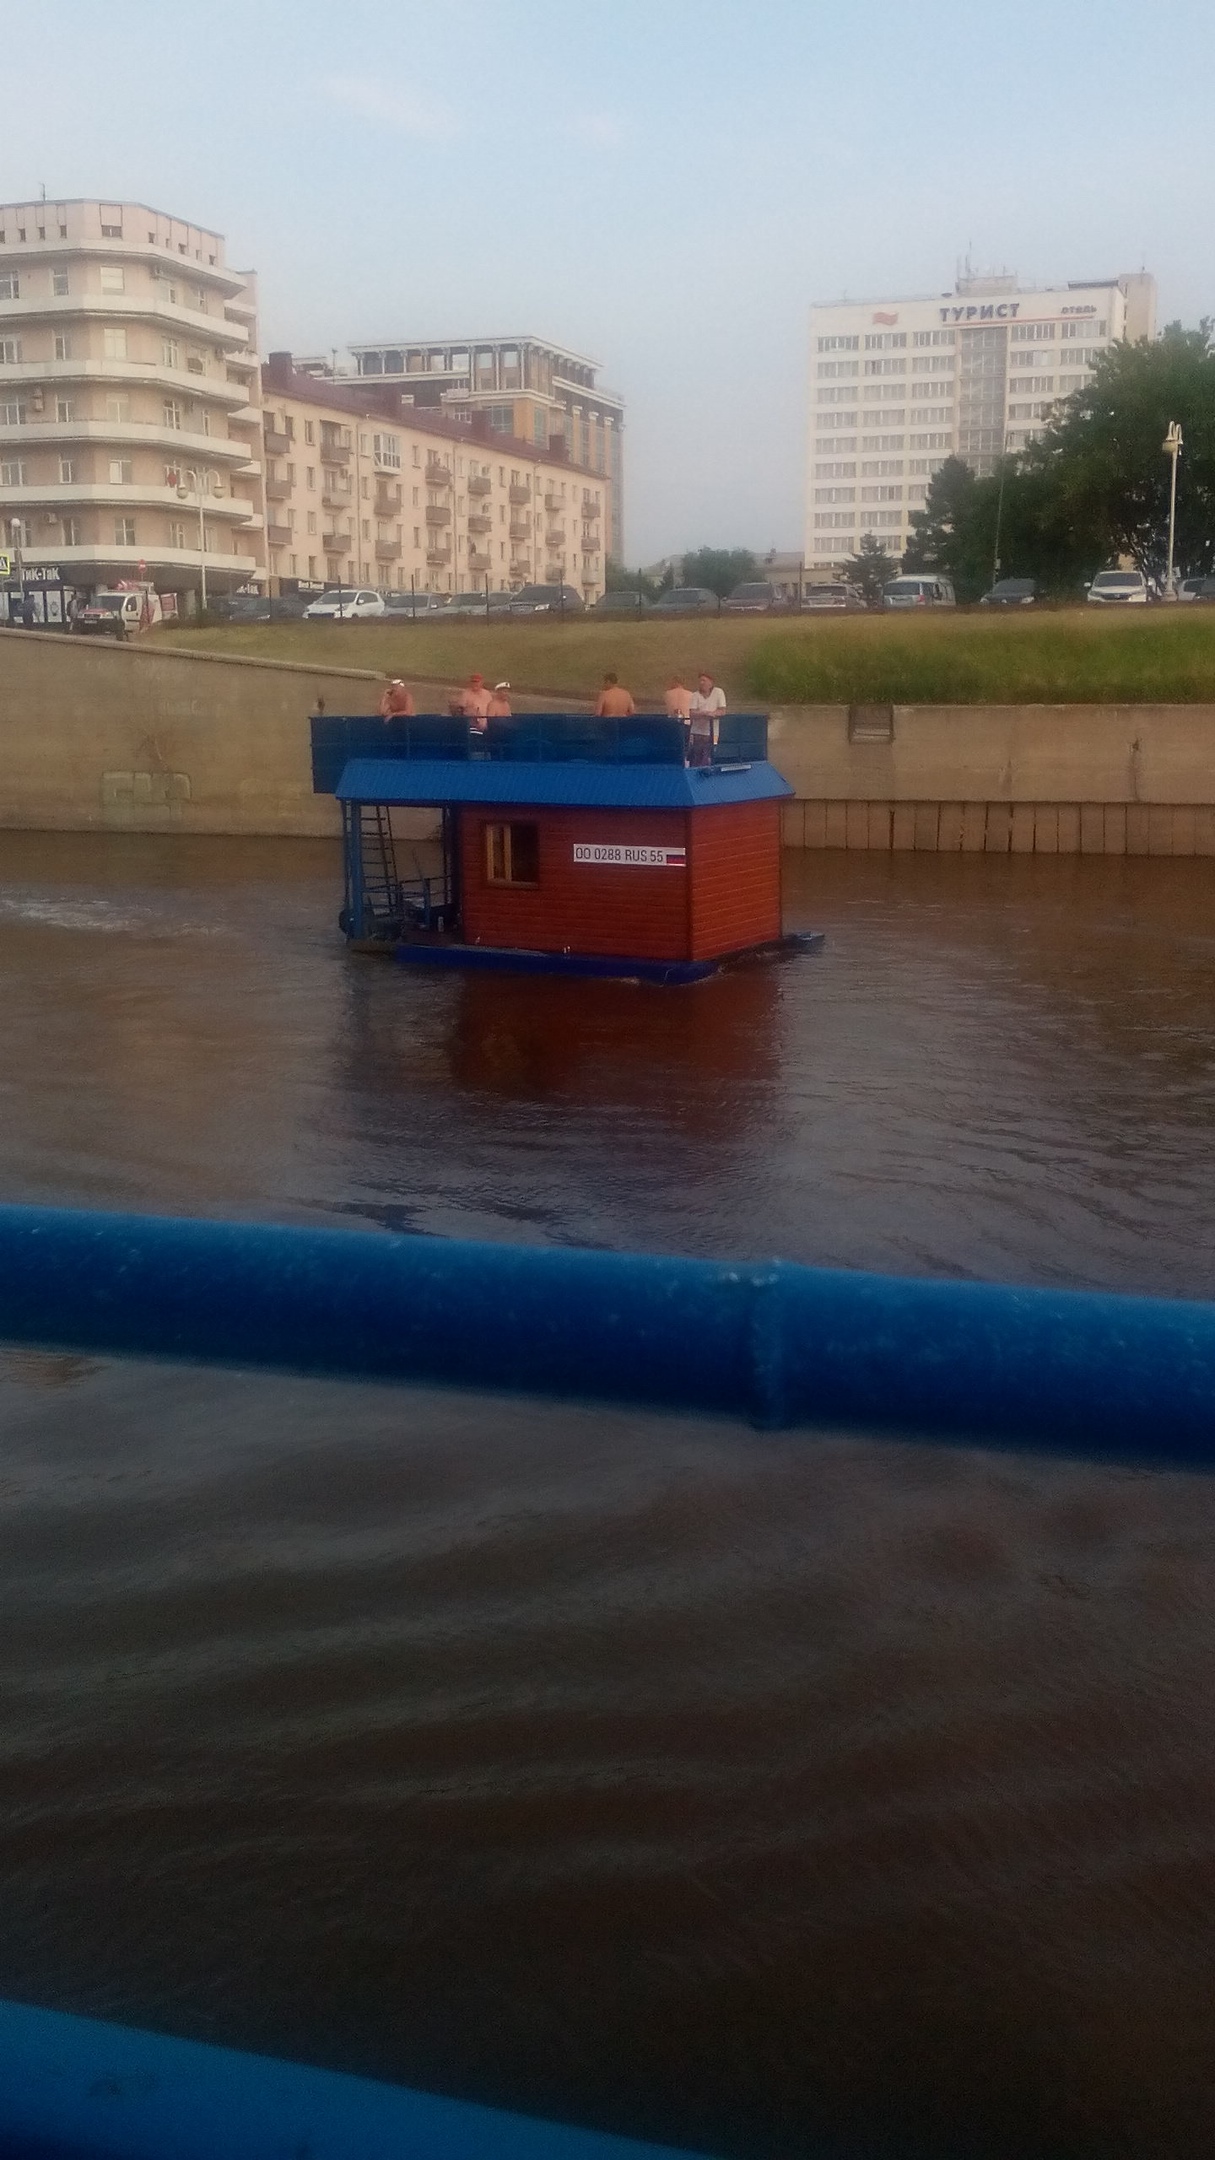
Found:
<box><xmin>1</xmin><ymin>833</ymin><xmax>1213</xmax><ymax>2158</ymax></box>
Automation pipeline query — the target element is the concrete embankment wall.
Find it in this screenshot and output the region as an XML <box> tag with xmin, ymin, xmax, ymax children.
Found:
<box><xmin>2</xmin><ymin>631</ymin><xmax>1215</xmax><ymax>852</ymax></box>
<box><xmin>768</xmin><ymin>703</ymin><xmax>1215</xmax><ymax>855</ymax></box>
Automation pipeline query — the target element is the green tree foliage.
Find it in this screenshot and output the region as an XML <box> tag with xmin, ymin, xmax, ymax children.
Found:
<box><xmin>604</xmin><ymin>555</ymin><xmax>664</xmax><ymax>601</ymax></box>
<box><xmin>904</xmin><ymin>325</ymin><xmax>1215</xmax><ymax>597</ymax></box>
<box><xmin>680</xmin><ymin>547</ymin><xmax>758</xmax><ymax>597</ymax></box>
<box><xmin>1026</xmin><ymin>323</ymin><xmax>1215</xmax><ymax>582</ymax></box>
<box><xmin>841</xmin><ymin>533</ymin><xmax>900</xmax><ymax>606</ymax></box>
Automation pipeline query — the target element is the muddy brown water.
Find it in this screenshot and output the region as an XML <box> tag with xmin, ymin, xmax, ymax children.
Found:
<box><xmin>0</xmin><ymin>833</ymin><xmax>1214</xmax><ymax>2158</ymax></box>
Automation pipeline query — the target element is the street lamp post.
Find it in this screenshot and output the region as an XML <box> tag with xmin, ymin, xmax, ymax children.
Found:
<box><xmin>177</xmin><ymin>466</ymin><xmax>222</xmax><ymax>617</ymax></box>
<box><xmin>991</xmin><ymin>431</ymin><xmax>1014</xmax><ymax>589</ymax></box>
<box><xmin>1163</xmin><ymin>422</ymin><xmax>1183</xmax><ymax>600</ymax></box>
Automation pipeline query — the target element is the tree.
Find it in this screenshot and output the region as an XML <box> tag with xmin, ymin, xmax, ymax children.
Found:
<box><xmin>903</xmin><ymin>453</ymin><xmax>1092</xmax><ymax>601</ymax></box>
<box><xmin>679</xmin><ymin>547</ymin><xmax>758</xmax><ymax>597</ymax></box>
<box><xmin>604</xmin><ymin>555</ymin><xmax>664</xmax><ymax>601</ymax></box>
<box><xmin>841</xmin><ymin>533</ymin><xmax>899</xmax><ymax>606</ymax></box>
<box><xmin>1025</xmin><ymin>323</ymin><xmax>1215</xmax><ymax>583</ymax></box>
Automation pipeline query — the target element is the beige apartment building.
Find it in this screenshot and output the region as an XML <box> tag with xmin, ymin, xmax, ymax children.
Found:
<box><xmin>261</xmin><ymin>353</ymin><xmax>609</xmax><ymax>602</ymax></box>
<box><xmin>321</xmin><ymin>335</ymin><xmax>625</xmax><ymax>562</ymax></box>
<box><xmin>0</xmin><ymin>197</ymin><xmax>264</xmax><ymax>610</ymax></box>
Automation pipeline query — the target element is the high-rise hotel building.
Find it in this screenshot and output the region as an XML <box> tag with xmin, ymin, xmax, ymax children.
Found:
<box><xmin>805</xmin><ymin>269</ymin><xmax>1156</xmax><ymax>574</ymax></box>
<box><xmin>0</xmin><ymin>197</ymin><xmax>264</xmax><ymax>605</ymax></box>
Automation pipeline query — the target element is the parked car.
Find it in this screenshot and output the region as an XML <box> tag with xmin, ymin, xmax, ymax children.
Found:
<box><xmin>1086</xmin><ymin>570</ymin><xmax>1149</xmax><ymax>606</ymax></box>
<box><xmin>979</xmin><ymin>577</ymin><xmax>1038</xmax><ymax>608</ymax></box>
<box><xmin>650</xmin><ymin>586</ymin><xmax>720</xmax><ymax>616</ymax></box>
<box><xmin>1178</xmin><ymin>575</ymin><xmax>1215</xmax><ymax>603</ymax></box>
<box><xmin>594</xmin><ymin>590</ymin><xmax>652</xmax><ymax>614</ymax></box>
<box><xmin>304</xmin><ymin>587</ymin><xmax>386</xmax><ymax>621</ymax></box>
<box><xmin>72</xmin><ymin>587</ymin><xmax>164</xmax><ymax>638</ymax></box>
<box><xmin>798</xmin><ymin>583</ymin><xmax>865</xmax><ymax>612</ymax></box>
<box><xmin>722</xmin><ymin>581</ymin><xmax>781</xmax><ymax>614</ymax></box>
<box><xmin>445</xmin><ymin>590</ymin><xmax>498</xmax><ymax>617</ymax></box>
<box><xmin>509</xmin><ymin>584</ymin><xmax>584</xmax><ymax>615</ymax></box>
<box><xmin>882</xmin><ymin>575</ymin><xmax>957</xmax><ymax>609</ymax></box>
<box><xmin>381</xmin><ymin>591</ymin><xmax>449</xmax><ymax>619</ymax></box>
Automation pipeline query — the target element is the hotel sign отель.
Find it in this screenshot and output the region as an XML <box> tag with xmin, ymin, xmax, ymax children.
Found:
<box><xmin>573</xmin><ymin>843</ymin><xmax>687</xmax><ymax>868</ymax></box>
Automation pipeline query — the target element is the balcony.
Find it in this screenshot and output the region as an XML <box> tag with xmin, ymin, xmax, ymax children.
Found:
<box><xmin>546</xmin><ymin>525</ymin><xmax>566</xmax><ymax>545</ymax></box>
<box><xmin>508</xmin><ymin>483</ymin><xmax>531</xmax><ymax>505</ymax></box>
<box><xmin>322</xmin><ymin>528</ymin><xmax>351</xmax><ymax>550</ymax></box>
<box><xmin>467</xmin><ymin>511</ymin><xmax>492</xmax><ymax>533</ymax></box>
<box><xmin>263</xmin><ymin>428</ymin><xmax>290</xmax><ymax>456</ymax></box>
<box><xmin>544</xmin><ymin>493</ymin><xmax>563</xmax><ymax>511</ymax></box>
<box><xmin>374</xmin><ymin>537</ymin><xmax>402</xmax><ymax>559</ymax></box>
<box><xmin>374</xmin><ymin>486</ymin><xmax>402</xmax><ymax>517</ymax></box>
<box><xmin>319</xmin><ymin>438</ymin><xmax>350</xmax><ymax>464</ymax></box>
<box><xmin>264</xmin><ymin>474</ymin><xmax>291</xmax><ymax>501</ymax></box>
<box><xmin>509</xmin><ymin>519</ymin><xmax>530</xmax><ymax>541</ymax></box>
<box><xmin>321</xmin><ymin>489</ymin><xmax>350</xmax><ymax>511</ymax></box>
<box><xmin>468</xmin><ymin>549</ymin><xmax>492</xmax><ymax>573</ymax></box>
<box><xmin>468</xmin><ymin>473</ymin><xmax>491</xmax><ymax>495</ymax></box>
<box><xmin>426</xmin><ymin>545</ymin><xmax>451</xmax><ymax>567</ymax></box>
<box><xmin>545</xmin><ymin>565</ymin><xmax>565</xmax><ymax>582</ymax></box>
<box><xmin>424</xmin><ymin>462</ymin><xmax>452</xmax><ymax>488</ymax></box>
<box><xmin>266</xmin><ymin>523</ymin><xmax>292</xmax><ymax>547</ymax></box>
<box><xmin>425</xmin><ymin>504</ymin><xmax>452</xmax><ymax>527</ymax></box>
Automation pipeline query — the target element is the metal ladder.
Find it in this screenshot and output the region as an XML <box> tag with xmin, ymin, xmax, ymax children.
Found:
<box><xmin>353</xmin><ymin>803</ymin><xmax>400</xmax><ymax>934</ymax></box>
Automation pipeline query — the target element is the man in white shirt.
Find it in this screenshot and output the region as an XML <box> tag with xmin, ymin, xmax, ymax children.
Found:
<box><xmin>687</xmin><ymin>672</ymin><xmax>726</xmax><ymax>765</ymax></box>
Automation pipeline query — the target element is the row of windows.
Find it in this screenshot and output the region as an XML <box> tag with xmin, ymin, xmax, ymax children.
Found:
<box><xmin>813</xmin><ymin>507</ymin><xmax>909</xmax><ymax>530</ymax></box>
<box><xmin>0</xmin><ymin>329</ymin><xmax>219</xmax><ymax>372</ymax></box>
<box><xmin>1</xmin><ymin>394</ymin><xmax>215</xmax><ymax>428</ymax></box>
<box><xmin>814</xmin><ymin>484</ymin><xmax>907</xmax><ymax>503</ymax></box>
<box><xmin>816</xmin><ymin>334</ymin><xmax>859</xmax><ymax>352</ymax></box>
<box><xmin>1008</xmin><ymin>400</ymin><xmax>1055</xmax><ymax>419</ymax></box>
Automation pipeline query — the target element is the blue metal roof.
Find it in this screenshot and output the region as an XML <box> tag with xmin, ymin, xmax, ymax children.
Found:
<box><xmin>333</xmin><ymin>757</ymin><xmax>793</xmax><ymax>809</ymax></box>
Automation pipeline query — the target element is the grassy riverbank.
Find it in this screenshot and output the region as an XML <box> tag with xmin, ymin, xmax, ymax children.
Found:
<box><xmin>154</xmin><ymin>606</ymin><xmax>1215</xmax><ymax>705</ymax></box>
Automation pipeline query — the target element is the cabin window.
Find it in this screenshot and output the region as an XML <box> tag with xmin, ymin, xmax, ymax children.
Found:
<box><xmin>485</xmin><ymin>822</ymin><xmax>539</xmax><ymax>886</ymax></box>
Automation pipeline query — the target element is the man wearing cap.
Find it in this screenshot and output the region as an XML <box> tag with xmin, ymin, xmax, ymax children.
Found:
<box><xmin>486</xmin><ymin>682</ymin><xmax>512</xmax><ymax>717</ymax></box>
<box><xmin>459</xmin><ymin>672</ymin><xmax>492</xmax><ymax>724</ymax></box>
<box><xmin>379</xmin><ymin>677</ymin><xmax>415</xmax><ymax>718</ymax></box>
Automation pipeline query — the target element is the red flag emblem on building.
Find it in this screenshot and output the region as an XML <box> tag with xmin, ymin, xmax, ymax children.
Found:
<box><xmin>872</xmin><ymin>311</ymin><xmax>898</xmax><ymax>326</ymax></box>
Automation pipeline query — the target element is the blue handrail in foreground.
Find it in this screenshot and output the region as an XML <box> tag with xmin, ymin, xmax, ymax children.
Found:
<box><xmin>0</xmin><ymin>1203</ymin><xmax>1211</xmax><ymax>1461</ymax></box>
<box><xmin>0</xmin><ymin>1997</ymin><xmax>708</xmax><ymax>2159</ymax></box>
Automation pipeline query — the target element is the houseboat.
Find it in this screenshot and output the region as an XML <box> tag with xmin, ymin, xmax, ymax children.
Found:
<box><xmin>310</xmin><ymin>710</ymin><xmax>821</xmax><ymax>985</ymax></box>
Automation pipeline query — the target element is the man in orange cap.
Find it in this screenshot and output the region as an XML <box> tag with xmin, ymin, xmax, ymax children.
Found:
<box><xmin>460</xmin><ymin>672</ymin><xmax>492</xmax><ymax>725</ymax></box>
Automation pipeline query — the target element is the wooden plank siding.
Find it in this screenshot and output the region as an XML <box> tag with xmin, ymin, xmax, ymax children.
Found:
<box><xmin>687</xmin><ymin>801</ymin><xmax>783</xmax><ymax>961</ymax></box>
<box><xmin>459</xmin><ymin>805</ymin><xmax>692</xmax><ymax>961</ymax></box>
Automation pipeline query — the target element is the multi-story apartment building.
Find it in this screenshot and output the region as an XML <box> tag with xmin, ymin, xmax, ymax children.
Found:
<box><xmin>805</xmin><ymin>269</ymin><xmax>1156</xmax><ymax>574</ymax></box>
<box><xmin>261</xmin><ymin>353</ymin><xmax>609</xmax><ymax>603</ymax></box>
<box><xmin>300</xmin><ymin>334</ymin><xmax>624</xmax><ymax>562</ymax></box>
<box><xmin>0</xmin><ymin>198</ymin><xmax>265</xmax><ymax>611</ymax></box>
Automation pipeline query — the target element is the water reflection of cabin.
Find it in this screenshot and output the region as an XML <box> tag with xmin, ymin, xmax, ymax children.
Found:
<box><xmin>311</xmin><ymin>710</ymin><xmax>803</xmax><ymax>984</ymax></box>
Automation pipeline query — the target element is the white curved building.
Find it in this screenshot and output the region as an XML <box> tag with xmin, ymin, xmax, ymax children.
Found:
<box><xmin>0</xmin><ymin>197</ymin><xmax>264</xmax><ymax>609</ymax></box>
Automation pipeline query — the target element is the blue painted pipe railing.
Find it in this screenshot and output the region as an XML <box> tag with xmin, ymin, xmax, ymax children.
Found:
<box><xmin>0</xmin><ymin>1203</ymin><xmax>1210</xmax><ymax>1461</ymax></box>
<box><xmin>0</xmin><ymin>1997</ymin><xmax>707</xmax><ymax>2159</ymax></box>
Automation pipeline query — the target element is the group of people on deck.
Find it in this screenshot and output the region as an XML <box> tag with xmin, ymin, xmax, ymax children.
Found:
<box><xmin>593</xmin><ymin>671</ymin><xmax>727</xmax><ymax>767</ymax></box>
<box><xmin>379</xmin><ymin>666</ymin><xmax>727</xmax><ymax>766</ymax></box>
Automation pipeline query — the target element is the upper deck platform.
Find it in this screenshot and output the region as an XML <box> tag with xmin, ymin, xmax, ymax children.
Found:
<box><xmin>311</xmin><ymin>712</ymin><xmax>770</xmax><ymax>795</ymax></box>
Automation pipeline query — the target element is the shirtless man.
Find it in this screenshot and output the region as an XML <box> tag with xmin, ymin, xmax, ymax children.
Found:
<box><xmin>486</xmin><ymin>681</ymin><xmax>512</xmax><ymax>717</ymax></box>
<box><xmin>595</xmin><ymin>671</ymin><xmax>636</xmax><ymax>717</ymax></box>
<box><xmin>379</xmin><ymin>677</ymin><xmax>415</xmax><ymax>718</ymax></box>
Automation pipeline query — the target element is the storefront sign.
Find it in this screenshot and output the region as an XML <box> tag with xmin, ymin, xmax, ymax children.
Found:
<box><xmin>573</xmin><ymin>843</ymin><xmax>686</xmax><ymax>868</ymax></box>
<box><xmin>939</xmin><ymin>301</ymin><xmax>1022</xmax><ymax>323</ymax></box>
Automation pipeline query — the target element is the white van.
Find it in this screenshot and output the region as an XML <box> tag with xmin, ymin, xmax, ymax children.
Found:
<box><xmin>883</xmin><ymin>575</ymin><xmax>957</xmax><ymax>609</ymax></box>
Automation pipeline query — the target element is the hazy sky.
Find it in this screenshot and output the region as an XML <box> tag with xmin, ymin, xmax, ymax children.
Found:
<box><xmin>1</xmin><ymin>0</ymin><xmax>1211</xmax><ymax>561</ymax></box>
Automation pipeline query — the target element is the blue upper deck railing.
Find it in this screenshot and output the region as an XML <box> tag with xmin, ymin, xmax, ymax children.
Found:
<box><xmin>310</xmin><ymin>714</ymin><xmax>769</xmax><ymax>795</ymax></box>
